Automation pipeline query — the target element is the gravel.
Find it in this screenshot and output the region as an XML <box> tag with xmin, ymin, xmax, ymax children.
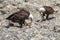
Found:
<box><xmin>0</xmin><ymin>0</ymin><xmax>60</xmax><ymax>40</ymax></box>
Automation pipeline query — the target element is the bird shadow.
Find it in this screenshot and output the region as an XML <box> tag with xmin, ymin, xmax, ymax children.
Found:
<box><xmin>42</xmin><ymin>17</ymin><xmax>55</xmax><ymax>21</ymax></box>
<box><xmin>36</xmin><ymin>17</ymin><xmax>55</xmax><ymax>22</ymax></box>
<box><xmin>5</xmin><ymin>25</ymin><xmax>22</xmax><ymax>28</ymax></box>
<box><xmin>47</xmin><ymin>17</ymin><xmax>55</xmax><ymax>20</ymax></box>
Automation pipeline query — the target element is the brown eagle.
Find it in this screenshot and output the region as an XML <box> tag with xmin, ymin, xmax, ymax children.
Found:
<box><xmin>6</xmin><ymin>8</ymin><xmax>33</xmax><ymax>28</ymax></box>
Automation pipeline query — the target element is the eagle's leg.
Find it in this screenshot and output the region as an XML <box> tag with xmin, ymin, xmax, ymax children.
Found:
<box><xmin>41</xmin><ymin>13</ymin><xmax>45</xmax><ymax>21</ymax></box>
<box><xmin>22</xmin><ymin>20</ymin><xmax>26</xmax><ymax>29</ymax></box>
<box><xmin>45</xmin><ymin>14</ymin><xmax>49</xmax><ymax>22</ymax></box>
<box><xmin>46</xmin><ymin>14</ymin><xmax>49</xmax><ymax>20</ymax></box>
<box><xmin>19</xmin><ymin>20</ymin><xmax>26</xmax><ymax>28</ymax></box>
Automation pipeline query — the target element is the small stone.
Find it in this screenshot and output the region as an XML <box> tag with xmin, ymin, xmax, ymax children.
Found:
<box><xmin>0</xmin><ymin>3</ymin><xmax>4</xmax><ymax>8</ymax></box>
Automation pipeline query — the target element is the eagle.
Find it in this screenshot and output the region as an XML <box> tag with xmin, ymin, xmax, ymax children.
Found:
<box><xmin>37</xmin><ymin>6</ymin><xmax>57</xmax><ymax>21</ymax></box>
<box><xmin>6</xmin><ymin>8</ymin><xmax>33</xmax><ymax>28</ymax></box>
